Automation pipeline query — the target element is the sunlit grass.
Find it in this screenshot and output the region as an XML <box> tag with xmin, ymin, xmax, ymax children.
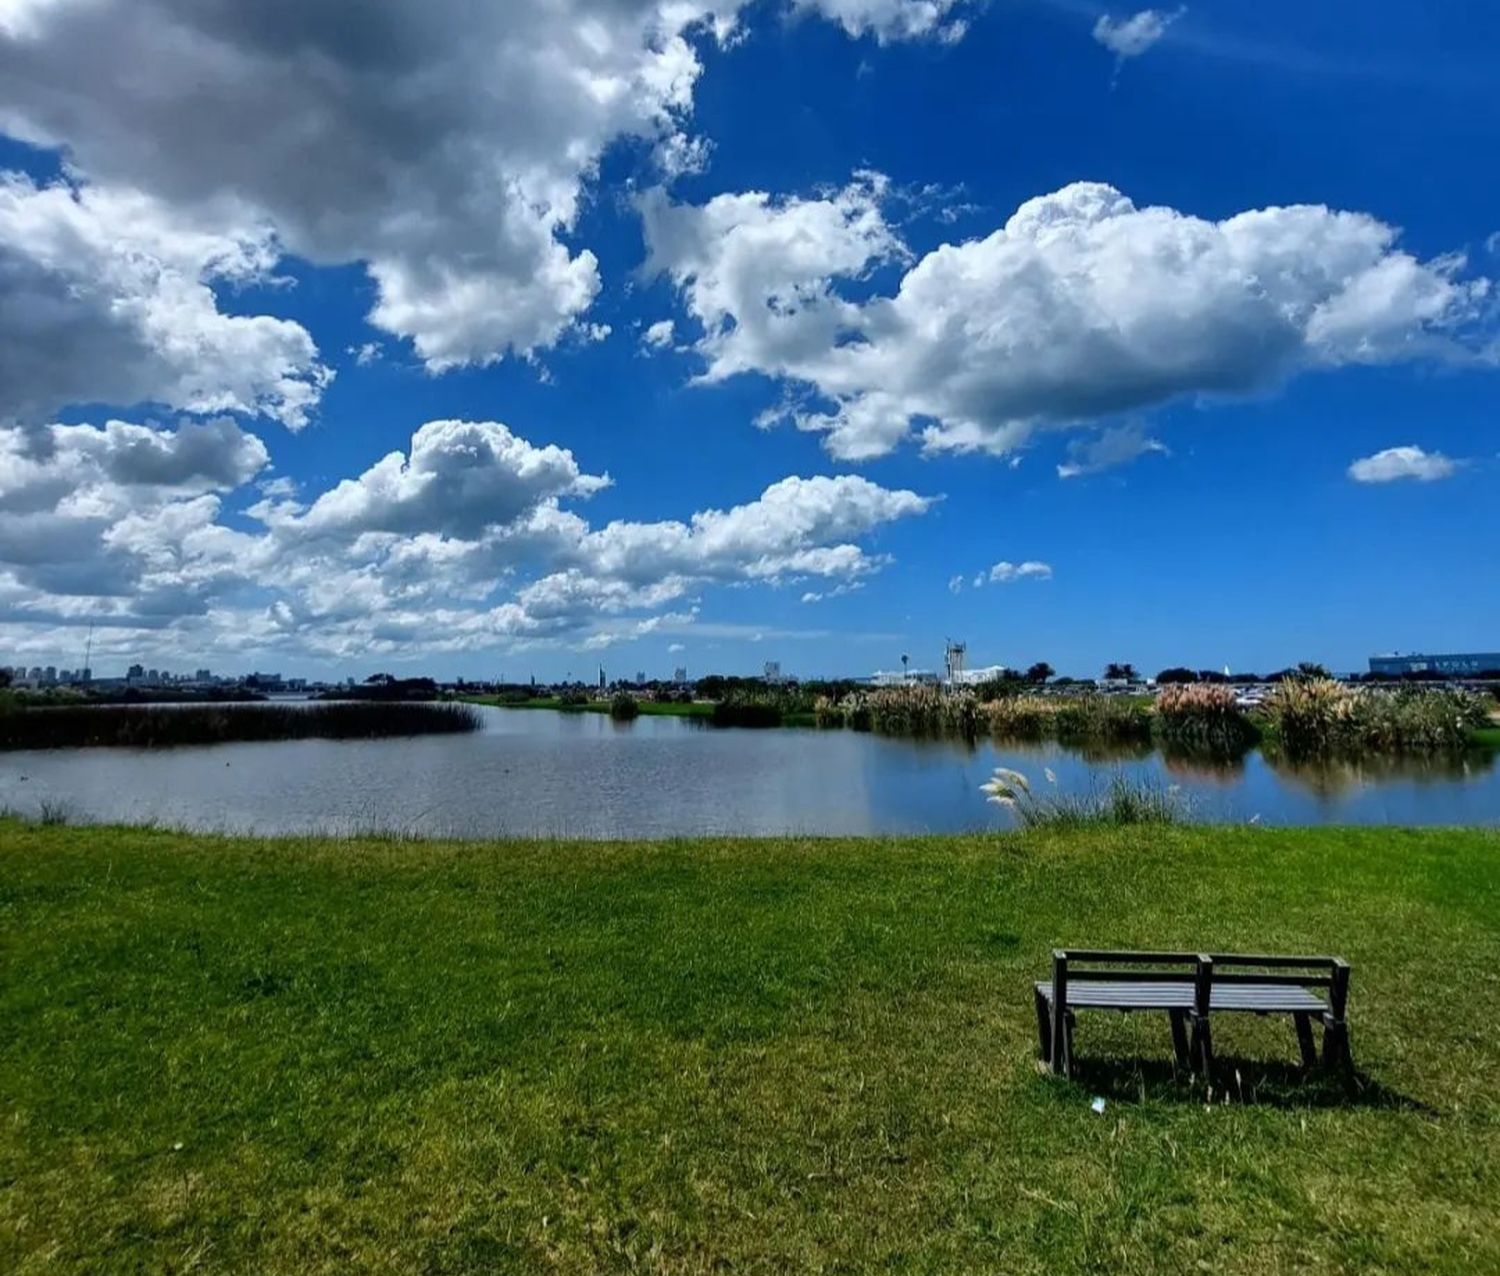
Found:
<box><xmin>3</xmin><ymin>820</ymin><xmax>1498</xmax><ymax>1274</ymax></box>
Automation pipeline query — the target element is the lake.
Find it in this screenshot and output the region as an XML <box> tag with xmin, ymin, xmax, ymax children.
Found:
<box><xmin>2</xmin><ymin>704</ymin><xmax>1498</xmax><ymax>836</ymax></box>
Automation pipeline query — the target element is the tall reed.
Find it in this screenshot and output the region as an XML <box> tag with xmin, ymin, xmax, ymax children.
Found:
<box><xmin>1155</xmin><ymin>683</ymin><xmax>1259</xmax><ymax>754</ymax></box>
<box><xmin>0</xmin><ymin>701</ymin><xmax>483</xmax><ymax>751</ymax></box>
<box><xmin>981</xmin><ymin>766</ymin><xmax>1185</xmax><ymax>829</ymax></box>
<box><xmin>1262</xmin><ymin>679</ymin><xmax>1488</xmax><ymax>756</ymax></box>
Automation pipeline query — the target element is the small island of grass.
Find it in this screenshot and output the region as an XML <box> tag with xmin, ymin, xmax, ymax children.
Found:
<box><xmin>0</xmin><ymin>700</ymin><xmax>482</xmax><ymax>750</ymax></box>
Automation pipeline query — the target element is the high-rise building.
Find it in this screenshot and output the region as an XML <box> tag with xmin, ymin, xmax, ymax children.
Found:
<box><xmin>673</xmin><ymin>666</ymin><xmax>688</xmax><ymax>684</ymax></box>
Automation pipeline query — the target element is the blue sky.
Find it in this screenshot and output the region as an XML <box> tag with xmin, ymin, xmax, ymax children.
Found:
<box><xmin>0</xmin><ymin>1</ymin><xmax>1495</xmax><ymax>681</ymax></box>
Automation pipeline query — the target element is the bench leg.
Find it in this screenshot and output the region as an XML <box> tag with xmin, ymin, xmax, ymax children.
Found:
<box><xmin>1190</xmin><ymin>1015</ymin><xmax>1214</xmax><ymax>1076</ymax></box>
<box><xmin>1168</xmin><ymin>1009</ymin><xmax>1190</xmax><ymax>1070</ymax></box>
<box><xmin>1322</xmin><ymin>1016</ymin><xmax>1351</xmax><ymax>1072</ymax></box>
<box><xmin>1050</xmin><ymin>999</ymin><xmax>1067</xmax><ymax>1076</ymax></box>
<box><xmin>1034</xmin><ymin>989</ymin><xmax>1052</xmax><ymax>1064</ymax></box>
<box><xmin>1294</xmin><ymin>1012</ymin><xmax>1317</xmax><ymax>1068</ymax></box>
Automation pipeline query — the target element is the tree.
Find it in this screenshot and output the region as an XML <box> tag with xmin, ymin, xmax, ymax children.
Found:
<box><xmin>1156</xmin><ymin>667</ymin><xmax>1198</xmax><ymax>685</ymax></box>
<box><xmin>1024</xmin><ymin>661</ymin><xmax>1055</xmax><ymax>684</ymax></box>
<box><xmin>1104</xmin><ymin>662</ymin><xmax>1137</xmax><ymax>682</ymax></box>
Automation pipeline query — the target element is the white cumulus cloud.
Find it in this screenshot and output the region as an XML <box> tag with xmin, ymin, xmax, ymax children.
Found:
<box><xmin>794</xmin><ymin>1</ymin><xmax>974</xmax><ymax>43</ymax></box>
<box><xmin>986</xmin><ymin>560</ymin><xmax>1053</xmax><ymax>584</ymax></box>
<box><xmin>0</xmin><ymin>174</ymin><xmax>328</xmax><ymax>428</ymax></box>
<box><xmin>1347</xmin><ymin>445</ymin><xmax>1458</xmax><ymax>483</ymax></box>
<box><xmin>0</xmin><ymin>415</ymin><xmax>934</xmax><ymax>664</ymax></box>
<box><xmin>0</xmin><ymin>1</ymin><xmax>969</xmax><ymax>388</ymax></box>
<box><xmin>646</xmin><ymin>178</ymin><xmax>1496</xmax><ymax>461</ymax></box>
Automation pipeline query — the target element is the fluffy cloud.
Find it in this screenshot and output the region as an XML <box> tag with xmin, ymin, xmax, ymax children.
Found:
<box><xmin>640</xmin><ymin>173</ymin><xmax>904</xmax><ymax>390</ymax></box>
<box><xmin>1093</xmin><ymin>8</ymin><xmax>1183</xmax><ymax>61</ymax></box>
<box><xmin>984</xmin><ymin>561</ymin><xmax>1052</xmax><ymax>584</ymax></box>
<box><xmin>0</xmin><ymin>1</ymin><xmax>725</xmax><ymax>369</ymax></box>
<box><xmin>646</xmin><ymin>179</ymin><xmax>1496</xmax><ymax>460</ymax></box>
<box><xmin>0</xmin><ymin>416</ymin><xmax>932</xmax><ymax>663</ymax></box>
<box><xmin>642</xmin><ymin>319</ymin><xmax>677</xmax><ymax>351</ymax></box>
<box><xmin>0</xmin><ymin>174</ymin><xmax>327</xmax><ymax>428</ymax></box>
<box><xmin>280</xmin><ymin>420</ymin><xmax>611</xmax><ymax>542</ymax></box>
<box><xmin>0</xmin><ymin>1</ymin><xmax>968</xmax><ymax>384</ymax></box>
<box><xmin>0</xmin><ymin>416</ymin><xmax>268</xmax><ymax>608</ymax></box>
<box><xmin>1</xmin><ymin>417</ymin><xmax>268</xmax><ymax>513</ymax></box>
<box><xmin>794</xmin><ymin>1</ymin><xmax>973</xmax><ymax>43</ymax></box>
<box><xmin>1347</xmin><ymin>445</ymin><xmax>1458</xmax><ymax>484</ymax></box>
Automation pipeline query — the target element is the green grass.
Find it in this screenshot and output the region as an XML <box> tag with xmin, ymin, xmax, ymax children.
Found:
<box><xmin>3</xmin><ymin>822</ymin><xmax>1498</xmax><ymax>1274</ymax></box>
<box><xmin>1473</xmin><ymin>726</ymin><xmax>1500</xmax><ymax>749</ymax></box>
<box><xmin>460</xmin><ymin>695</ymin><xmax>714</xmax><ymax>718</ymax></box>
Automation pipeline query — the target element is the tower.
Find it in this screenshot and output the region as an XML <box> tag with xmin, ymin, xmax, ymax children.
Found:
<box><xmin>945</xmin><ymin>640</ymin><xmax>967</xmax><ymax>683</ymax></box>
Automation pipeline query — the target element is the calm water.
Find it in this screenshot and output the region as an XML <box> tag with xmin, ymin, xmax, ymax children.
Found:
<box><xmin>2</xmin><ymin>705</ymin><xmax>1498</xmax><ymax>837</ymax></box>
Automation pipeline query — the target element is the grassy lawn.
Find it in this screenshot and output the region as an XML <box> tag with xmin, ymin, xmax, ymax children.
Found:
<box><xmin>3</xmin><ymin>822</ymin><xmax>1498</xmax><ymax>1274</ymax></box>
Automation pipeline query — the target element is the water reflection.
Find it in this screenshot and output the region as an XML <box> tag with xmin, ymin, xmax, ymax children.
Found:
<box><xmin>0</xmin><ymin>706</ymin><xmax>1495</xmax><ymax>837</ymax></box>
<box><xmin>1265</xmin><ymin>749</ymin><xmax>1497</xmax><ymax>800</ymax></box>
<box><xmin>1159</xmin><ymin>748</ymin><xmax>1249</xmax><ymax>786</ymax></box>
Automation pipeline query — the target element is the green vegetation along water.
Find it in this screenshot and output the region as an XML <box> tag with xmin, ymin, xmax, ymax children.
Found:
<box><xmin>0</xmin><ymin>700</ymin><xmax>481</xmax><ymax>750</ymax></box>
<box><xmin>3</xmin><ymin>821</ymin><xmax>1497</xmax><ymax>1274</ymax></box>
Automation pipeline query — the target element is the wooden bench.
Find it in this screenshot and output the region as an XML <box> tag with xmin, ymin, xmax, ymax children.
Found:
<box><xmin>1033</xmin><ymin>949</ymin><xmax>1351</xmax><ymax>1077</ymax></box>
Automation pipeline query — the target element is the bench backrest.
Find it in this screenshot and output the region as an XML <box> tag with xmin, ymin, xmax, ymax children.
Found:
<box><xmin>1052</xmin><ymin>949</ymin><xmax>1349</xmax><ymax>1018</ymax></box>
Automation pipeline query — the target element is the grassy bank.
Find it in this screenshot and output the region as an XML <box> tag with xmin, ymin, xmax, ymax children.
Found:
<box><xmin>0</xmin><ymin>701</ymin><xmax>481</xmax><ymax>750</ymax></box>
<box><xmin>3</xmin><ymin>823</ymin><xmax>1498</xmax><ymax>1274</ymax></box>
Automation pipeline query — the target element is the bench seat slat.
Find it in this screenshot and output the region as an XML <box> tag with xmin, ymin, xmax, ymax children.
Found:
<box><xmin>1036</xmin><ymin>980</ymin><xmax>1327</xmax><ymax>1013</ymax></box>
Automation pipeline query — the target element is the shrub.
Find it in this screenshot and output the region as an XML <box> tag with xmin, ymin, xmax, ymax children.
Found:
<box><xmin>608</xmin><ymin>692</ymin><xmax>640</xmax><ymax>721</ymax></box>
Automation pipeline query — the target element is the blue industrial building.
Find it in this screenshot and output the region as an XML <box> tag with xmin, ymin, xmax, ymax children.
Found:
<box><xmin>1368</xmin><ymin>652</ymin><xmax>1500</xmax><ymax>677</ymax></box>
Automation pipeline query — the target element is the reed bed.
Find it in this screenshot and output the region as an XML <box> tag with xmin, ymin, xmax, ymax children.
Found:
<box><xmin>1261</xmin><ymin>679</ymin><xmax>1488</xmax><ymax>756</ymax></box>
<box><xmin>711</xmin><ymin>692</ymin><xmax>792</xmax><ymax>728</ymax></box>
<box><xmin>815</xmin><ymin>685</ymin><xmax>1155</xmax><ymax>745</ymax></box>
<box><xmin>0</xmin><ymin>701</ymin><xmax>483</xmax><ymax>751</ymax></box>
<box><xmin>1154</xmin><ymin>683</ymin><xmax>1261</xmax><ymax>754</ymax></box>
